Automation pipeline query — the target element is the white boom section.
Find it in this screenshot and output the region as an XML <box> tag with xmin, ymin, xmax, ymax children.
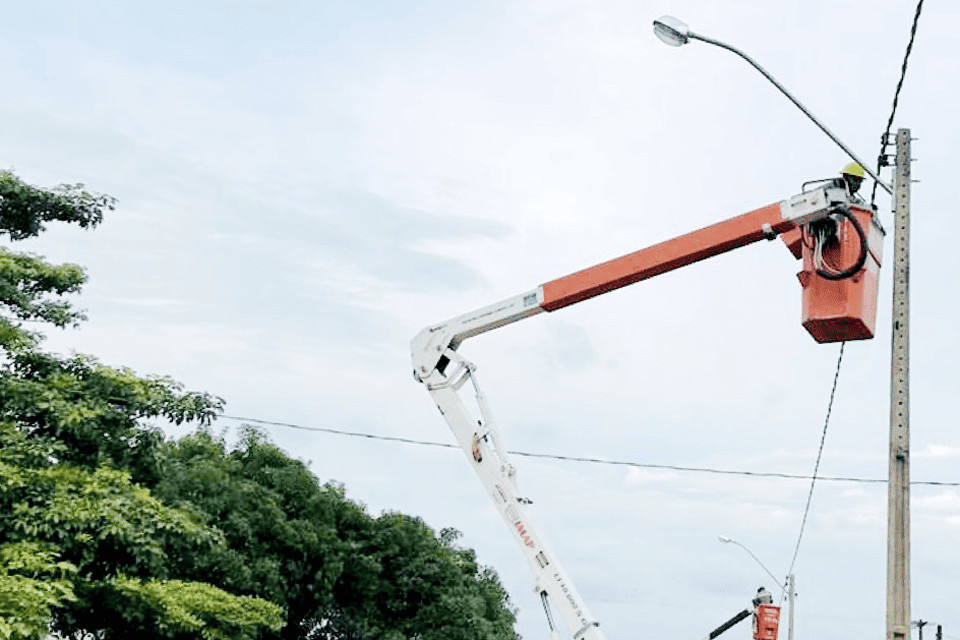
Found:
<box><xmin>412</xmin><ymin>287</ymin><xmax>546</xmax><ymax>382</ymax></box>
<box><xmin>423</xmin><ymin>348</ymin><xmax>606</xmax><ymax>640</ymax></box>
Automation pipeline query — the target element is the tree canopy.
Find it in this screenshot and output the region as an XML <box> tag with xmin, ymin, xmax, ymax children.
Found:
<box><xmin>0</xmin><ymin>169</ymin><xmax>520</xmax><ymax>639</ymax></box>
<box><xmin>0</xmin><ymin>171</ymin><xmax>285</xmax><ymax>639</ymax></box>
<box><xmin>155</xmin><ymin>428</ymin><xmax>520</xmax><ymax>640</ymax></box>
<box><xmin>0</xmin><ymin>170</ymin><xmax>114</xmax><ymax>241</ymax></box>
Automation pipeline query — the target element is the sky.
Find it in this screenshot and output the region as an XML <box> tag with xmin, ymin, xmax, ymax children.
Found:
<box><xmin>2</xmin><ymin>1</ymin><xmax>958</xmax><ymax>639</ymax></box>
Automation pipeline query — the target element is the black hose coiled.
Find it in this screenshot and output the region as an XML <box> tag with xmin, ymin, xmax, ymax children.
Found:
<box><xmin>816</xmin><ymin>207</ymin><xmax>868</xmax><ymax>281</ymax></box>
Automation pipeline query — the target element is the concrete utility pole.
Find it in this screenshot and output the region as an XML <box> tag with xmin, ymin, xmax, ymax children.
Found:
<box><xmin>786</xmin><ymin>574</ymin><xmax>796</xmax><ymax>640</ymax></box>
<box><xmin>886</xmin><ymin>128</ymin><xmax>912</xmax><ymax>640</ymax></box>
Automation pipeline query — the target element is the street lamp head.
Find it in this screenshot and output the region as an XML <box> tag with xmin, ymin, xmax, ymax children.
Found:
<box><xmin>718</xmin><ymin>535</ymin><xmax>732</xmax><ymax>544</ymax></box>
<box><xmin>653</xmin><ymin>15</ymin><xmax>690</xmax><ymax>47</ymax></box>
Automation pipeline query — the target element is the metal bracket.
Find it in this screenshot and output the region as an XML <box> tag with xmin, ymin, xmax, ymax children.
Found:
<box><xmin>781</xmin><ymin>185</ymin><xmax>850</xmax><ymax>226</ymax></box>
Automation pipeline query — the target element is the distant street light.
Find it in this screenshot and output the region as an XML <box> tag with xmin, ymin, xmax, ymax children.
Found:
<box><xmin>719</xmin><ymin>536</ymin><xmax>796</xmax><ymax>640</ymax></box>
<box><xmin>718</xmin><ymin>535</ymin><xmax>782</xmax><ymax>592</ymax></box>
<box><xmin>652</xmin><ymin>15</ymin><xmax>892</xmax><ymax>195</ymax></box>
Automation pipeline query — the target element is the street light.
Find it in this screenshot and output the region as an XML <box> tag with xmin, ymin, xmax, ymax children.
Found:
<box><xmin>652</xmin><ymin>15</ymin><xmax>892</xmax><ymax>195</ymax></box>
<box><xmin>659</xmin><ymin>17</ymin><xmax>914</xmax><ymax>638</ymax></box>
<box><xmin>653</xmin><ymin>15</ymin><xmax>690</xmax><ymax>46</ymax></box>
<box><xmin>719</xmin><ymin>536</ymin><xmax>796</xmax><ymax>640</ymax></box>
<box><xmin>718</xmin><ymin>535</ymin><xmax>782</xmax><ymax>592</ymax></box>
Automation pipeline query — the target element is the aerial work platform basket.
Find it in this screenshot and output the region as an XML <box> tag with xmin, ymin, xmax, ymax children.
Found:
<box><xmin>753</xmin><ymin>604</ymin><xmax>781</xmax><ymax>640</ymax></box>
<box><xmin>782</xmin><ymin>204</ymin><xmax>885</xmax><ymax>343</ymax></box>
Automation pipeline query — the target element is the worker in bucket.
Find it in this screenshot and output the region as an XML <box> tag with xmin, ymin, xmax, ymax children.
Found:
<box><xmin>752</xmin><ymin>587</ymin><xmax>774</xmax><ymax>608</ymax></box>
<box><xmin>841</xmin><ymin>162</ymin><xmax>866</xmax><ymax>202</ymax></box>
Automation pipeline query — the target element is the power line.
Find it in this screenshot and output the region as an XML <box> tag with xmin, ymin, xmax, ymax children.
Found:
<box><xmin>784</xmin><ymin>342</ymin><xmax>844</xmax><ymax>586</ymax></box>
<box><xmin>220</xmin><ymin>414</ymin><xmax>959</xmax><ymax>487</ymax></box>
<box><xmin>870</xmin><ymin>0</ymin><xmax>925</xmax><ymax>207</ymax></box>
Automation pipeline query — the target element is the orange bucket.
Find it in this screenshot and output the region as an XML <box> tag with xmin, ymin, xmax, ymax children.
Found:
<box><xmin>795</xmin><ymin>205</ymin><xmax>885</xmax><ymax>343</ymax></box>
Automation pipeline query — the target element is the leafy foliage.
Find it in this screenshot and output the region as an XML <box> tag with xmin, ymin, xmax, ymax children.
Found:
<box><xmin>0</xmin><ymin>168</ymin><xmax>111</xmax><ymax>350</ymax></box>
<box><xmin>0</xmin><ymin>170</ymin><xmax>114</xmax><ymax>241</ymax></box>
<box><xmin>0</xmin><ymin>349</ymin><xmax>223</xmax><ymax>481</ymax></box>
<box><xmin>0</xmin><ymin>425</ymin><xmax>212</xmax><ymax>572</ymax></box>
<box><xmin>0</xmin><ymin>171</ymin><xmax>281</xmax><ymax>639</ymax></box>
<box><xmin>0</xmin><ymin>248</ymin><xmax>87</xmax><ymax>348</ymax></box>
<box><xmin>0</xmin><ymin>169</ymin><xmax>518</xmax><ymax>638</ymax></box>
<box><xmin>102</xmin><ymin>577</ymin><xmax>286</xmax><ymax>640</ymax></box>
<box><xmin>324</xmin><ymin>509</ymin><xmax>520</xmax><ymax>640</ymax></box>
<box><xmin>0</xmin><ymin>424</ymin><xmax>284</xmax><ymax>639</ymax></box>
<box><xmin>155</xmin><ymin>428</ymin><xmax>521</xmax><ymax>640</ymax></box>
<box><xmin>0</xmin><ymin>542</ymin><xmax>77</xmax><ymax>640</ymax></box>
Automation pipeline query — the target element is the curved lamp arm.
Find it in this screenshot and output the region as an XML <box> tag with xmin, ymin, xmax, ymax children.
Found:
<box><xmin>719</xmin><ymin>535</ymin><xmax>785</xmax><ymax>595</ymax></box>
<box><xmin>654</xmin><ymin>16</ymin><xmax>892</xmax><ymax>195</ymax></box>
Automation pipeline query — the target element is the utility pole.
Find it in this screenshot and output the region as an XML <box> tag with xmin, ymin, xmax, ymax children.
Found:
<box><xmin>914</xmin><ymin>620</ymin><xmax>929</xmax><ymax>640</ymax></box>
<box><xmin>786</xmin><ymin>574</ymin><xmax>796</xmax><ymax>640</ymax></box>
<box><xmin>886</xmin><ymin>128</ymin><xmax>912</xmax><ymax>640</ymax></box>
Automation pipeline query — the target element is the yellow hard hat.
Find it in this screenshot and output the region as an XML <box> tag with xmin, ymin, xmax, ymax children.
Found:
<box><xmin>841</xmin><ymin>162</ymin><xmax>865</xmax><ymax>178</ymax></box>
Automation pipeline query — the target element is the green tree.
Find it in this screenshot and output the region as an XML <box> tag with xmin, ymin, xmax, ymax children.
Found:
<box><xmin>0</xmin><ymin>169</ymin><xmax>112</xmax><ymax>350</ymax></box>
<box><xmin>0</xmin><ymin>541</ymin><xmax>76</xmax><ymax>640</ymax></box>
<box><xmin>0</xmin><ymin>169</ymin><xmax>519</xmax><ymax>638</ymax></box>
<box><xmin>0</xmin><ymin>170</ymin><xmax>284</xmax><ymax>639</ymax></box>
<box><xmin>0</xmin><ymin>169</ymin><xmax>114</xmax><ymax>241</ymax></box>
<box><xmin>155</xmin><ymin>428</ymin><xmax>521</xmax><ymax>640</ymax></box>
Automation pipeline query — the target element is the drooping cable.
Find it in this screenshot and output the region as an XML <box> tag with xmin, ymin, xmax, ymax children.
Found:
<box><xmin>219</xmin><ymin>414</ymin><xmax>959</xmax><ymax>486</ymax></box>
<box><xmin>870</xmin><ymin>0</ymin><xmax>925</xmax><ymax>207</ymax></box>
<box><xmin>783</xmin><ymin>342</ymin><xmax>845</xmax><ymax>590</ymax></box>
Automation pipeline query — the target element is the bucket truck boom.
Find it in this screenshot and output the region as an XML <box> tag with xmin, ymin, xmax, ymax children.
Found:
<box><xmin>411</xmin><ymin>183</ymin><xmax>882</xmax><ymax>640</ymax></box>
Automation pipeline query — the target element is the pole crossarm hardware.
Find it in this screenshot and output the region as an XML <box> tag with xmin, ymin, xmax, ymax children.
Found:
<box><xmin>653</xmin><ymin>15</ymin><xmax>893</xmax><ymax>196</ymax></box>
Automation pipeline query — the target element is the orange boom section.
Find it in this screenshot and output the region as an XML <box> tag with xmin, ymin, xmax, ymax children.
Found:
<box><xmin>540</xmin><ymin>198</ymin><xmax>883</xmax><ymax>344</ymax></box>
<box><xmin>541</xmin><ymin>203</ymin><xmax>791</xmax><ymax>311</ymax></box>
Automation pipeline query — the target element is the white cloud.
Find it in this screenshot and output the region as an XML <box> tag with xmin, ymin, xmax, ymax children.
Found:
<box><xmin>105</xmin><ymin>297</ymin><xmax>182</xmax><ymax>308</ymax></box>
<box><xmin>916</xmin><ymin>443</ymin><xmax>960</xmax><ymax>460</ymax></box>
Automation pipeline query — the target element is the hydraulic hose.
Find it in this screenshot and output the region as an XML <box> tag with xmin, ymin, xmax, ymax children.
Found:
<box><xmin>815</xmin><ymin>207</ymin><xmax>868</xmax><ymax>281</ymax></box>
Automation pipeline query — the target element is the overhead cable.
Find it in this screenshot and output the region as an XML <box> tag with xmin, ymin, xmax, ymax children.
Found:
<box><xmin>783</xmin><ymin>342</ymin><xmax>844</xmax><ymax>595</ymax></box>
<box><xmin>870</xmin><ymin>0</ymin><xmax>925</xmax><ymax>207</ymax></box>
<box><xmin>220</xmin><ymin>414</ymin><xmax>958</xmax><ymax>487</ymax></box>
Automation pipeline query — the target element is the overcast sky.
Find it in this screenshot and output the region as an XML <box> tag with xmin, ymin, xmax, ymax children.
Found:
<box><xmin>3</xmin><ymin>1</ymin><xmax>958</xmax><ymax>639</ymax></box>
